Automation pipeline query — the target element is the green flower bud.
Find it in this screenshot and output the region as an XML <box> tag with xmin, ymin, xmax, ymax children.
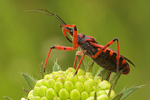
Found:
<box><xmin>85</xmin><ymin>72</ymin><xmax>93</xmax><ymax>79</ymax></box>
<box><xmin>84</xmin><ymin>79</ymin><xmax>93</xmax><ymax>93</ymax></box>
<box><xmin>51</xmin><ymin>71</ymin><xmax>58</xmax><ymax>75</ymax></box>
<box><xmin>28</xmin><ymin>90</ymin><xmax>33</xmax><ymax>99</ymax></box>
<box><xmin>44</xmin><ymin>74</ymin><xmax>51</xmax><ymax>80</ymax></box>
<box><xmin>29</xmin><ymin>96</ymin><xmax>34</xmax><ymax>100</ymax></box>
<box><xmin>53</xmin><ymin>97</ymin><xmax>61</xmax><ymax>100</ymax></box>
<box><xmin>39</xmin><ymin>86</ymin><xmax>48</xmax><ymax>97</ymax></box>
<box><xmin>58</xmin><ymin>70</ymin><xmax>66</xmax><ymax>75</ymax></box>
<box><xmin>54</xmin><ymin>81</ymin><xmax>63</xmax><ymax>93</ymax></box>
<box><xmin>86</xmin><ymin>97</ymin><xmax>94</xmax><ymax>100</ymax></box>
<box><xmin>35</xmin><ymin>80</ymin><xmax>42</xmax><ymax>87</ymax></box>
<box><xmin>88</xmin><ymin>78</ymin><xmax>95</xmax><ymax>85</ymax></box>
<box><xmin>56</xmin><ymin>77</ymin><xmax>65</xmax><ymax>84</ymax></box>
<box><xmin>33</xmin><ymin>87</ymin><xmax>40</xmax><ymax>96</ymax></box>
<box><xmin>93</xmin><ymin>86</ymin><xmax>97</xmax><ymax>91</ymax></box>
<box><xmin>78</xmin><ymin>75</ymin><xmax>86</xmax><ymax>83</ymax></box>
<box><xmin>81</xmin><ymin>91</ymin><xmax>89</xmax><ymax>100</ymax></box>
<box><xmin>97</xmin><ymin>94</ymin><xmax>108</xmax><ymax>100</ymax></box>
<box><xmin>67</xmin><ymin>72</ymin><xmax>74</xmax><ymax>77</ymax></box>
<box><xmin>52</xmin><ymin>74</ymin><xmax>59</xmax><ymax>80</ymax></box>
<box><xmin>70</xmin><ymin>89</ymin><xmax>80</xmax><ymax>100</ymax></box>
<box><xmin>34</xmin><ymin>96</ymin><xmax>41</xmax><ymax>100</ymax></box>
<box><xmin>97</xmin><ymin>90</ymin><xmax>107</xmax><ymax>97</ymax></box>
<box><xmin>57</xmin><ymin>70</ymin><xmax>63</xmax><ymax>74</ymax></box>
<box><xmin>64</xmin><ymin>81</ymin><xmax>74</xmax><ymax>92</ymax></box>
<box><xmin>66</xmin><ymin>75</ymin><xmax>71</xmax><ymax>81</ymax></box>
<box><xmin>98</xmin><ymin>80</ymin><xmax>111</xmax><ymax>90</ymax></box>
<box><xmin>21</xmin><ymin>98</ymin><xmax>25</xmax><ymax>100</ymax></box>
<box><xmin>90</xmin><ymin>91</ymin><xmax>96</xmax><ymax>97</ymax></box>
<box><xmin>75</xmin><ymin>82</ymin><xmax>84</xmax><ymax>92</ymax></box>
<box><xmin>47</xmin><ymin>79</ymin><xmax>56</xmax><ymax>88</ymax></box>
<box><xmin>41</xmin><ymin>97</ymin><xmax>48</xmax><ymax>100</ymax></box>
<box><xmin>94</xmin><ymin>76</ymin><xmax>102</xmax><ymax>85</ymax></box>
<box><xmin>94</xmin><ymin>76</ymin><xmax>102</xmax><ymax>81</ymax></box>
<box><xmin>70</xmin><ymin>75</ymin><xmax>78</xmax><ymax>84</ymax></box>
<box><xmin>59</xmin><ymin>73</ymin><xmax>66</xmax><ymax>78</ymax></box>
<box><xmin>105</xmin><ymin>90</ymin><xmax>116</xmax><ymax>99</ymax></box>
<box><xmin>77</xmin><ymin>69</ymin><xmax>85</xmax><ymax>76</ymax></box>
<box><xmin>66</xmin><ymin>67</ymin><xmax>76</xmax><ymax>73</ymax></box>
<box><xmin>59</xmin><ymin>88</ymin><xmax>69</xmax><ymax>99</ymax></box>
<box><xmin>46</xmin><ymin>88</ymin><xmax>57</xmax><ymax>99</ymax></box>
<box><xmin>41</xmin><ymin>79</ymin><xmax>48</xmax><ymax>87</ymax></box>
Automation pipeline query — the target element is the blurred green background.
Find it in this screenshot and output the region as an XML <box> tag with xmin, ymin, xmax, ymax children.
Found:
<box><xmin>0</xmin><ymin>0</ymin><xmax>150</xmax><ymax>100</ymax></box>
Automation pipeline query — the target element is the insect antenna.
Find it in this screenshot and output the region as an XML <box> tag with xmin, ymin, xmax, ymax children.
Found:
<box><xmin>25</xmin><ymin>9</ymin><xmax>73</xmax><ymax>43</ymax></box>
<box><xmin>25</xmin><ymin>9</ymin><xmax>66</xmax><ymax>25</ymax></box>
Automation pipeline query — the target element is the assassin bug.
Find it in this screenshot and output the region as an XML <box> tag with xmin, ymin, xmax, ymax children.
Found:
<box><xmin>26</xmin><ymin>9</ymin><xmax>135</xmax><ymax>75</ymax></box>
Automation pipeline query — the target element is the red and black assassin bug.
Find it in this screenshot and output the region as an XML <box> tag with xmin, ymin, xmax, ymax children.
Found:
<box><xmin>27</xmin><ymin>9</ymin><xmax>135</xmax><ymax>75</ymax></box>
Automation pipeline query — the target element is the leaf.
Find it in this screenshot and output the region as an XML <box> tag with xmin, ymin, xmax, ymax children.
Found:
<box><xmin>94</xmin><ymin>67</ymin><xmax>103</xmax><ymax>77</ymax></box>
<box><xmin>22</xmin><ymin>73</ymin><xmax>36</xmax><ymax>89</ymax></box>
<box><xmin>120</xmin><ymin>85</ymin><xmax>143</xmax><ymax>100</ymax></box>
<box><xmin>100</xmin><ymin>69</ymin><xmax>111</xmax><ymax>80</ymax></box>
<box><xmin>110</xmin><ymin>71</ymin><xmax>122</xmax><ymax>83</ymax></box>
<box><xmin>109</xmin><ymin>71</ymin><xmax>122</xmax><ymax>89</ymax></box>
<box><xmin>86</xmin><ymin>61</ymin><xmax>94</xmax><ymax>72</ymax></box>
<box><xmin>3</xmin><ymin>96</ymin><xmax>12</xmax><ymax>100</ymax></box>
<box><xmin>112</xmin><ymin>93</ymin><xmax>123</xmax><ymax>100</ymax></box>
<box><xmin>53</xmin><ymin>61</ymin><xmax>61</xmax><ymax>72</ymax></box>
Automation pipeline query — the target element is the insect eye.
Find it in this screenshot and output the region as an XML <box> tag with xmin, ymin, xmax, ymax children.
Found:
<box><xmin>82</xmin><ymin>34</ymin><xmax>85</xmax><ymax>38</ymax></box>
<box><xmin>70</xmin><ymin>30</ymin><xmax>73</xmax><ymax>33</ymax></box>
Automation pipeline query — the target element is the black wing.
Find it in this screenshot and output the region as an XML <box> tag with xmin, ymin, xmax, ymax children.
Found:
<box><xmin>121</xmin><ymin>55</ymin><xmax>136</xmax><ymax>67</ymax></box>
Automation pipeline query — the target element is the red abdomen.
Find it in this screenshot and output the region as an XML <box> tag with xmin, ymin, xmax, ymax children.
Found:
<box><xmin>91</xmin><ymin>49</ymin><xmax>130</xmax><ymax>74</ymax></box>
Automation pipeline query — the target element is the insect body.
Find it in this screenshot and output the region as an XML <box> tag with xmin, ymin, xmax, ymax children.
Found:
<box><xmin>27</xmin><ymin>9</ymin><xmax>135</xmax><ymax>74</ymax></box>
<box><xmin>75</xmin><ymin>34</ymin><xmax>134</xmax><ymax>74</ymax></box>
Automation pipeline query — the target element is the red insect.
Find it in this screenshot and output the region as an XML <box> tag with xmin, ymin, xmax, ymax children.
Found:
<box><xmin>27</xmin><ymin>9</ymin><xmax>135</xmax><ymax>75</ymax></box>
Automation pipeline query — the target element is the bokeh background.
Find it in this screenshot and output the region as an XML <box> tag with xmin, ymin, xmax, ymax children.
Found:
<box><xmin>0</xmin><ymin>0</ymin><xmax>150</xmax><ymax>100</ymax></box>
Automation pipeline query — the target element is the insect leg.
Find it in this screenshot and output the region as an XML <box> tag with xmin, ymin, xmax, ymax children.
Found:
<box><xmin>74</xmin><ymin>52</ymin><xmax>86</xmax><ymax>75</ymax></box>
<box><xmin>73</xmin><ymin>51</ymin><xmax>85</xmax><ymax>68</ymax></box>
<box><xmin>90</xmin><ymin>38</ymin><xmax>120</xmax><ymax>72</ymax></box>
<box><xmin>62</xmin><ymin>27</ymin><xmax>73</xmax><ymax>43</ymax></box>
<box><xmin>73</xmin><ymin>55</ymin><xmax>78</xmax><ymax>68</ymax></box>
<box><xmin>62</xmin><ymin>25</ymin><xmax>78</xmax><ymax>48</ymax></box>
<box><xmin>106</xmin><ymin>72</ymin><xmax>112</xmax><ymax>80</ymax></box>
<box><xmin>44</xmin><ymin>45</ymin><xmax>76</xmax><ymax>72</ymax></box>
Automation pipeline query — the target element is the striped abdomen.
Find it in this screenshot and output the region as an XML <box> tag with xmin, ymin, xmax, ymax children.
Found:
<box><xmin>92</xmin><ymin>49</ymin><xmax>130</xmax><ymax>74</ymax></box>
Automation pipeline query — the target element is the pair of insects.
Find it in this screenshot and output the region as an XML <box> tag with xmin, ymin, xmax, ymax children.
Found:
<box><xmin>27</xmin><ymin>9</ymin><xmax>135</xmax><ymax>75</ymax></box>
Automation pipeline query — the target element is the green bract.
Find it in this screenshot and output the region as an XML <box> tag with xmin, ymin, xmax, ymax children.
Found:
<box><xmin>27</xmin><ymin>67</ymin><xmax>115</xmax><ymax>100</ymax></box>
